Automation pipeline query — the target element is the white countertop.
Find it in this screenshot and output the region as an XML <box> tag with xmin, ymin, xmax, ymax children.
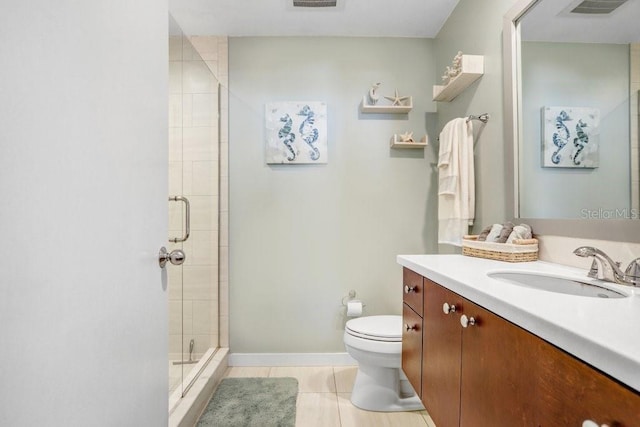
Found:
<box><xmin>397</xmin><ymin>254</ymin><xmax>640</xmax><ymax>392</ymax></box>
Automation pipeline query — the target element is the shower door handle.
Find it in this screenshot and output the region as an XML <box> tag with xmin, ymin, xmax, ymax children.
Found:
<box><xmin>169</xmin><ymin>196</ymin><xmax>190</xmax><ymax>243</ymax></box>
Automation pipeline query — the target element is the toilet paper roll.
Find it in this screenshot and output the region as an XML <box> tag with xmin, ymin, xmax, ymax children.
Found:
<box><xmin>346</xmin><ymin>300</ymin><xmax>363</xmax><ymax>317</ymax></box>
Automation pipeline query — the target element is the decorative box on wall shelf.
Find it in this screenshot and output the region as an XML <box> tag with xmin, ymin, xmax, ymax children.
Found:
<box><xmin>390</xmin><ymin>134</ymin><xmax>428</xmax><ymax>148</ymax></box>
<box><xmin>433</xmin><ymin>55</ymin><xmax>484</xmax><ymax>102</ymax></box>
<box><xmin>359</xmin><ymin>96</ymin><xmax>412</xmax><ymax>113</ymax></box>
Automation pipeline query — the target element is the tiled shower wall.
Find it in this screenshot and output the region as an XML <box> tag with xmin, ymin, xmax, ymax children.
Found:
<box><xmin>168</xmin><ymin>35</ymin><xmax>229</xmax><ymax>360</ymax></box>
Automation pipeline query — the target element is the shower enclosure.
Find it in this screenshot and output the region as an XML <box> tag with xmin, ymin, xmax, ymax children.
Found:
<box><xmin>167</xmin><ymin>15</ymin><xmax>226</xmax><ymax>411</ymax></box>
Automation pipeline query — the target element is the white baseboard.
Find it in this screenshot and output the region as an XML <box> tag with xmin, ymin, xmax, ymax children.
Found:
<box><xmin>228</xmin><ymin>352</ymin><xmax>357</xmax><ymax>367</ymax></box>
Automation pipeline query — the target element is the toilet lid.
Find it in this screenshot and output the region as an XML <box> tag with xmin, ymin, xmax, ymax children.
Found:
<box><xmin>345</xmin><ymin>315</ymin><xmax>402</xmax><ymax>342</ymax></box>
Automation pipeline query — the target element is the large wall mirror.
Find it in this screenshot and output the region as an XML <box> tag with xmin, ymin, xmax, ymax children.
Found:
<box><xmin>504</xmin><ymin>0</ymin><xmax>640</xmax><ymax>242</ymax></box>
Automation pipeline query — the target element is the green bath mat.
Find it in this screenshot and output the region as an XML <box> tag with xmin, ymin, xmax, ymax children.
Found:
<box><xmin>197</xmin><ymin>377</ymin><xmax>298</xmax><ymax>427</ymax></box>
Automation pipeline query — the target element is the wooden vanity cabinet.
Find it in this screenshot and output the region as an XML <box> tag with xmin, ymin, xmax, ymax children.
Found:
<box><xmin>403</xmin><ymin>269</ymin><xmax>640</xmax><ymax>427</ymax></box>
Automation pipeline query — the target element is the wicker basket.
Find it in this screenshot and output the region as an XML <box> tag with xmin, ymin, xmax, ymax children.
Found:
<box><xmin>462</xmin><ymin>235</ymin><xmax>538</xmax><ymax>262</ymax></box>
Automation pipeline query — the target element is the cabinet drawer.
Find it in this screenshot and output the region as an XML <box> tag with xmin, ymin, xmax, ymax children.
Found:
<box><xmin>403</xmin><ymin>267</ymin><xmax>423</xmax><ymax>316</ymax></box>
<box><xmin>402</xmin><ymin>303</ymin><xmax>423</xmax><ymax>399</ymax></box>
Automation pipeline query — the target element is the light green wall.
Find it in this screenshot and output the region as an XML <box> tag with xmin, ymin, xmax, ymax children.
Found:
<box><xmin>228</xmin><ymin>0</ymin><xmax>519</xmax><ymax>353</ymax></box>
<box><xmin>435</xmin><ymin>0</ymin><xmax>519</xmax><ymax>248</ymax></box>
<box><xmin>521</xmin><ymin>42</ymin><xmax>630</xmax><ymax>218</ymax></box>
<box><xmin>229</xmin><ymin>37</ymin><xmax>438</xmax><ymax>353</ymax></box>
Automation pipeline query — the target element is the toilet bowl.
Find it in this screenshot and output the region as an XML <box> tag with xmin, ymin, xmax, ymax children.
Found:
<box><xmin>343</xmin><ymin>315</ymin><xmax>424</xmax><ymax>412</ymax></box>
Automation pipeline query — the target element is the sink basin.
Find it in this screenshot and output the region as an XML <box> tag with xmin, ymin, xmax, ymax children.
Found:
<box><xmin>487</xmin><ymin>272</ymin><xmax>628</xmax><ymax>299</ymax></box>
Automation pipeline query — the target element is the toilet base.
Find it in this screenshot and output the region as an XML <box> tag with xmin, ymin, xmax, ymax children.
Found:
<box><xmin>350</xmin><ymin>364</ymin><xmax>425</xmax><ymax>412</ymax></box>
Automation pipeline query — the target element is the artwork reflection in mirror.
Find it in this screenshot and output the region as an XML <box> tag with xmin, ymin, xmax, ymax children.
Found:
<box><xmin>517</xmin><ymin>0</ymin><xmax>640</xmax><ymax>220</ymax></box>
<box><xmin>542</xmin><ymin>106</ymin><xmax>599</xmax><ymax>168</ymax></box>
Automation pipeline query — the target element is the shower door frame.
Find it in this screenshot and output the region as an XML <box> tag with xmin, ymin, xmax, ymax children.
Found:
<box><xmin>168</xmin><ymin>19</ymin><xmax>229</xmax><ymax>411</ymax></box>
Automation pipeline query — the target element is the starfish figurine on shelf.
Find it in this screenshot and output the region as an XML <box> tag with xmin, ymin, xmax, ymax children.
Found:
<box><xmin>384</xmin><ymin>89</ymin><xmax>410</xmax><ymax>106</ymax></box>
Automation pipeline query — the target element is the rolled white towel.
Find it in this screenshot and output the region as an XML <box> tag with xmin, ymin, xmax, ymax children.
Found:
<box><xmin>506</xmin><ymin>224</ymin><xmax>533</xmax><ymax>243</ymax></box>
<box><xmin>485</xmin><ymin>224</ymin><xmax>503</xmax><ymax>242</ymax></box>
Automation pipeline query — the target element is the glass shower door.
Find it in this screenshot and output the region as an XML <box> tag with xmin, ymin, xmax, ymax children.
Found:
<box><xmin>168</xmin><ymin>14</ymin><xmax>220</xmax><ymax>400</ymax></box>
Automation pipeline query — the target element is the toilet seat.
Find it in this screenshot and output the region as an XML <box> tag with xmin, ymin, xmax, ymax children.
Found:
<box><xmin>345</xmin><ymin>315</ymin><xmax>402</xmax><ymax>342</ymax></box>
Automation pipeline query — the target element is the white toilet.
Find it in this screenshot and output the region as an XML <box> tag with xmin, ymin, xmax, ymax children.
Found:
<box><xmin>343</xmin><ymin>315</ymin><xmax>424</xmax><ymax>412</ymax></box>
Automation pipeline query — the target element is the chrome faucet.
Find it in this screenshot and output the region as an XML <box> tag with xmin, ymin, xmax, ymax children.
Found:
<box><xmin>573</xmin><ymin>246</ymin><xmax>640</xmax><ymax>286</ymax></box>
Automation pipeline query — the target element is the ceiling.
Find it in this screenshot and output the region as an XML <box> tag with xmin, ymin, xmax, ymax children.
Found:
<box><xmin>168</xmin><ymin>0</ymin><xmax>640</xmax><ymax>43</ymax></box>
<box><xmin>521</xmin><ymin>0</ymin><xmax>640</xmax><ymax>43</ymax></box>
<box><xmin>168</xmin><ymin>0</ymin><xmax>460</xmax><ymax>37</ymax></box>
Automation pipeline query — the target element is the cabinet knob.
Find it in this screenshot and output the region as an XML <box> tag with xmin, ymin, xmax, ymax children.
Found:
<box><xmin>405</xmin><ymin>324</ymin><xmax>418</xmax><ymax>332</ymax></box>
<box><xmin>404</xmin><ymin>285</ymin><xmax>417</xmax><ymax>294</ymax></box>
<box><xmin>582</xmin><ymin>421</ymin><xmax>609</xmax><ymax>427</ymax></box>
<box><xmin>442</xmin><ymin>302</ymin><xmax>457</xmax><ymax>314</ymax></box>
<box><xmin>460</xmin><ymin>315</ymin><xmax>476</xmax><ymax>328</ymax></box>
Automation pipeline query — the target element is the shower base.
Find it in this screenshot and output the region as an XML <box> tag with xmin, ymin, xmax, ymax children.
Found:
<box><xmin>168</xmin><ymin>347</ymin><xmax>229</xmax><ymax>427</ymax></box>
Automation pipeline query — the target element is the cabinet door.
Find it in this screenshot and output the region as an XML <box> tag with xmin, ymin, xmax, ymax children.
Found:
<box><xmin>536</xmin><ymin>339</ymin><xmax>640</xmax><ymax>426</ymax></box>
<box><xmin>402</xmin><ymin>303</ymin><xmax>423</xmax><ymax>398</ymax></box>
<box><xmin>422</xmin><ymin>278</ymin><xmax>463</xmax><ymax>427</ymax></box>
<box><xmin>459</xmin><ymin>300</ymin><xmax>539</xmax><ymax>427</ymax></box>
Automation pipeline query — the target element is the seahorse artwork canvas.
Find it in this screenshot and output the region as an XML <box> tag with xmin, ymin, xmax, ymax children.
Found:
<box><xmin>265</xmin><ymin>101</ymin><xmax>328</xmax><ymax>164</ymax></box>
<box><xmin>542</xmin><ymin>106</ymin><xmax>599</xmax><ymax>168</ymax></box>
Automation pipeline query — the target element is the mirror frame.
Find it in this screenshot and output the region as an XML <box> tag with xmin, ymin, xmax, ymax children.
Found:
<box><xmin>503</xmin><ymin>0</ymin><xmax>639</xmax><ymax>242</ymax></box>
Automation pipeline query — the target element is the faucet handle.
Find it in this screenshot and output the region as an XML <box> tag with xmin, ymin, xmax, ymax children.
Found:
<box><xmin>625</xmin><ymin>258</ymin><xmax>640</xmax><ymax>281</ymax></box>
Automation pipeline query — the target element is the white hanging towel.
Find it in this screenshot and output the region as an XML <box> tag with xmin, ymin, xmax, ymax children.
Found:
<box><xmin>437</xmin><ymin>117</ymin><xmax>475</xmax><ymax>246</ymax></box>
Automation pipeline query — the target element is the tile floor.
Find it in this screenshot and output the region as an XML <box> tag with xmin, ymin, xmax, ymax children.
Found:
<box><xmin>223</xmin><ymin>366</ymin><xmax>436</xmax><ymax>427</ymax></box>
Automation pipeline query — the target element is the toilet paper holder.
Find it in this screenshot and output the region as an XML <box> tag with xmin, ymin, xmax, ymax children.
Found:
<box><xmin>341</xmin><ymin>290</ymin><xmax>366</xmax><ymax>308</ymax></box>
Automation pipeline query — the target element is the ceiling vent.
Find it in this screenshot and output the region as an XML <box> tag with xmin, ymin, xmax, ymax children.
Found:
<box><xmin>293</xmin><ymin>0</ymin><xmax>337</xmax><ymax>7</ymax></box>
<box><xmin>570</xmin><ymin>0</ymin><xmax>628</xmax><ymax>14</ymax></box>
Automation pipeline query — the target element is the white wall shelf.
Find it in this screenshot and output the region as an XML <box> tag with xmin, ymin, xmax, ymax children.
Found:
<box><xmin>360</xmin><ymin>96</ymin><xmax>412</xmax><ymax>113</ymax></box>
<box><xmin>390</xmin><ymin>134</ymin><xmax>428</xmax><ymax>149</ymax></box>
<box><xmin>433</xmin><ymin>55</ymin><xmax>484</xmax><ymax>102</ymax></box>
